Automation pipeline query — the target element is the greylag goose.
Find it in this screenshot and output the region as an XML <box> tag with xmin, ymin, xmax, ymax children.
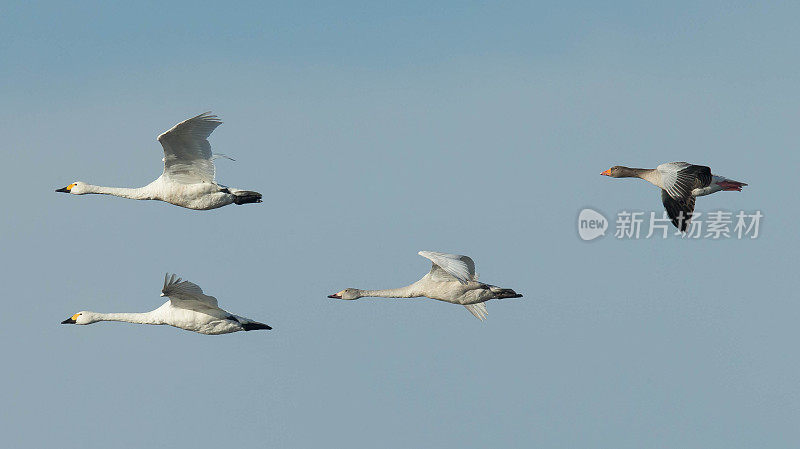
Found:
<box><xmin>601</xmin><ymin>162</ymin><xmax>747</xmax><ymax>231</ymax></box>
<box><xmin>328</xmin><ymin>251</ymin><xmax>522</xmax><ymax>321</ymax></box>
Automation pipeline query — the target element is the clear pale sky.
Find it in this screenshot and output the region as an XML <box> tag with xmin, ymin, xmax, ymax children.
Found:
<box><xmin>2</xmin><ymin>1</ymin><xmax>799</xmax><ymax>447</ymax></box>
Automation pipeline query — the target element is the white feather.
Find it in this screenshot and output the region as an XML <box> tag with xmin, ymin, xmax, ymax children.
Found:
<box><xmin>464</xmin><ymin>303</ymin><xmax>488</xmax><ymax>321</ymax></box>
<box><xmin>418</xmin><ymin>250</ymin><xmax>477</xmax><ymax>285</ymax></box>
<box><xmin>157</xmin><ymin>112</ymin><xmax>222</xmax><ymax>184</ymax></box>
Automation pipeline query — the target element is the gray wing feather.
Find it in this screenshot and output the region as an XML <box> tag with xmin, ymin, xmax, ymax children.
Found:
<box><xmin>657</xmin><ymin>162</ymin><xmax>712</xmax><ymax>200</ymax></box>
<box><xmin>661</xmin><ymin>190</ymin><xmax>696</xmax><ymax>232</ymax></box>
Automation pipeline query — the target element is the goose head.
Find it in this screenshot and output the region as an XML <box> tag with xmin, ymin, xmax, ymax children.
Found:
<box><xmin>61</xmin><ymin>311</ymin><xmax>96</xmax><ymax>325</ymax></box>
<box><xmin>328</xmin><ymin>289</ymin><xmax>361</xmax><ymax>300</ymax></box>
<box><xmin>55</xmin><ymin>181</ymin><xmax>89</xmax><ymax>194</ymax></box>
<box><xmin>600</xmin><ymin>166</ymin><xmax>627</xmax><ymax>177</ymax></box>
<box><xmin>600</xmin><ymin>165</ymin><xmax>650</xmax><ymax>178</ymax></box>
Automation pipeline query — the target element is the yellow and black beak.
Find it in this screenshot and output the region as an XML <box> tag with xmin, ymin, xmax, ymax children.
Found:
<box><xmin>61</xmin><ymin>313</ymin><xmax>79</xmax><ymax>324</ymax></box>
<box><xmin>56</xmin><ymin>183</ymin><xmax>75</xmax><ymax>193</ymax></box>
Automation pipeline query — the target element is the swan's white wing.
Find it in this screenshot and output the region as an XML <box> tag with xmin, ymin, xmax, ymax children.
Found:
<box><xmin>157</xmin><ymin>112</ymin><xmax>222</xmax><ymax>184</ymax></box>
<box><xmin>657</xmin><ymin>162</ymin><xmax>712</xmax><ymax>200</ymax></box>
<box><xmin>161</xmin><ymin>273</ymin><xmax>220</xmax><ymax>311</ymax></box>
<box><xmin>464</xmin><ymin>303</ymin><xmax>488</xmax><ymax>321</ymax></box>
<box><xmin>418</xmin><ymin>251</ymin><xmax>476</xmax><ymax>285</ymax></box>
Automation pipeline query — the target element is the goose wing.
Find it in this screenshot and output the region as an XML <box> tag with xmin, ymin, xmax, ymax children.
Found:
<box><xmin>418</xmin><ymin>251</ymin><xmax>476</xmax><ymax>284</ymax></box>
<box><xmin>661</xmin><ymin>189</ymin><xmax>696</xmax><ymax>232</ymax></box>
<box><xmin>157</xmin><ymin>112</ymin><xmax>223</xmax><ymax>184</ymax></box>
<box><xmin>464</xmin><ymin>303</ymin><xmax>488</xmax><ymax>321</ymax></box>
<box><xmin>657</xmin><ymin>162</ymin><xmax>712</xmax><ymax>200</ymax></box>
<box><xmin>161</xmin><ymin>273</ymin><xmax>220</xmax><ymax>311</ymax></box>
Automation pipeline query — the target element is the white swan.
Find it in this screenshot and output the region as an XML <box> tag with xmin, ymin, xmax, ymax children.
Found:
<box><xmin>56</xmin><ymin>112</ymin><xmax>262</xmax><ymax>210</ymax></box>
<box><xmin>61</xmin><ymin>274</ymin><xmax>271</xmax><ymax>335</ymax></box>
<box><xmin>328</xmin><ymin>251</ymin><xmax>523</xmax><ymax>321</ymax></box>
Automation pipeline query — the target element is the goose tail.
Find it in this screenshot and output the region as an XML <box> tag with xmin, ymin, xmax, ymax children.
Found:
<box><xmin>716</xmin><ymin>178</ymin><xmax>747</xmax><ymax>192</ymax></box>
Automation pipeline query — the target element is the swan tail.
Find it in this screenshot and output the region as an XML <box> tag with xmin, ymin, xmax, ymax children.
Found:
<box><xmin>490</xmin><ymin>287</ymin><xmax>523</xmax><ymax>299</ymax></box>
<box><xmin>242</xmin><ymin>320</ymin><xmax>272</xmax><ymax>331</ymax></box>
<box><xmin>232</xmin><ymin>190</ymin><xmax>263</xmax><ymax>205</ymax></box>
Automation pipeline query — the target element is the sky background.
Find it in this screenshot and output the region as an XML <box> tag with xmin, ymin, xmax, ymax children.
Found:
<box><xmin>2</xmin><ymin>1</ymin><xmax>799</xmax><ymax>447</ymax></box>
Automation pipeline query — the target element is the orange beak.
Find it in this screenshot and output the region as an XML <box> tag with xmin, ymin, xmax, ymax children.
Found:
<box><xmin>600</xmin><ymin>169</ymin><xmax>611</xmax><ymax>176</ymax></box>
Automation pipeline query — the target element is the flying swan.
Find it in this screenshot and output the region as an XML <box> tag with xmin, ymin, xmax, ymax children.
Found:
<box><xmin>61</xmin><ymin>274</ymin><xmax>271</xmax><ymax>335</ymax></box>
<box><xmin>601</xmin><ymin>162</ymin><xmax>747</xmax><ymax>231</ymax></box>
<box><xmin>328</xmin><ymin>251</ymin><xmax>523</xmax><ymax>321</ymax></box>
<box><xmin>56</xmin><ymin>112</ymin><xmax>262</xmax><ymax>210</ymax></box>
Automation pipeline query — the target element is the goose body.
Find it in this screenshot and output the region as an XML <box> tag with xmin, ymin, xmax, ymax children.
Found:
<box><xmin>61</xmin><ymin>274</ymin><xmax>271</xmax><ymax>335</ymax></box>
<box><xmin>601</xmin><ymin>162</ymin><xmax>747</xmax><ymax>231</ymax></box>
<box><xmin>328</xmin><ymin>251</ymin><xmax>522</xmax><ymax>321</ymax></box>
<box><xmin>56</xmin><ymin>112</ymin><xmax>262</xmax><ymax>210</ymax></box>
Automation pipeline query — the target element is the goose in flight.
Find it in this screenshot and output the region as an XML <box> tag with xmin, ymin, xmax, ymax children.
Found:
<box><xmin>328</xmin><ymin>251</ymin><xmax>522</xmax><ymax>321</ymax></box>
<box><xmin>601</xmin><ymin>162</ymin><xmax>747</xmax><ymax>231</ymax></box>
<box><xmin>56</xmin><ymin>112</ymin><xmax>262</xmax><ymax>210</ymax></box>
<box><xmin>61</xmin><ymin>274</ymin><xmax>271</xmax><ymax>335</ymax></box>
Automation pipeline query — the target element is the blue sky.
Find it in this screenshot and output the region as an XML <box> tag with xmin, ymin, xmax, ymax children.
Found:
<box><xmin>2</xmin><ymin>1</ymin><xmax>799</xmax><ymax>447</ymax></box>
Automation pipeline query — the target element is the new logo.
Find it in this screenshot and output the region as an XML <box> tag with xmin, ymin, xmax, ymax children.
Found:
<box><xmin>578</xmin><ymin>208</ymin><xmax>608</xmax><ymax>241</ymax></box>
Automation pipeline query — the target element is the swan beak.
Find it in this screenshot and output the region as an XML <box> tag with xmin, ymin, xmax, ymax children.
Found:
<box><xmin>61</xmin><ymin>317</ymin><xmax>76</xmax><ymax>324</ymax></box>
<box><xmin>56</xmin><ymin>183</ymin><xmax>76</xmax><ymax>193</ymax></box>
<box><xmin>327</xmin><ymin>293</ymin><xmax>342</xmax><ymax>299</ymax></box>
<box><xmin>600</xmin><ymin>169</ymin><xmax>611</xmax><ymax>176</ymax></box>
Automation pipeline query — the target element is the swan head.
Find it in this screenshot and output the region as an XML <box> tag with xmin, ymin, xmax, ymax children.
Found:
<box><xmin>55</xmin><ymin>181</ymin><xmax>89</xmax><ymax>194</ymax></box>
<box><xmin>328</xmin><ymin>289</ymin><xmax>361</xmax><ymax>300</ymax></box>
<box><xmin>60</xmin><ymin>311</ymin><xmax>96</xmax><ymax>325</ymax></box>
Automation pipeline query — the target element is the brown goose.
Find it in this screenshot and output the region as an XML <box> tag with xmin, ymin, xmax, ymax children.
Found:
<box><xmin>601</xmin><ymin>162</ymin><xmax>747</xmax><ymax>232</ymax></box>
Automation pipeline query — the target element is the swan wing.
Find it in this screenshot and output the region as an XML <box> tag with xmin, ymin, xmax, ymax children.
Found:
<box><xmin>464</xmin><ymin>303</ymin><xmax>488</xmax><ymax>321</ymax></box>
<box><xmin>657</xmin><ymin>162</ymin><xmax>712</xmax><ymax>200</ymax></box>
<box><xmin>418</xmin><ymin>250</ymin><xmax>476</xmax><ymax>285</ymax></box>
<box><xmin>157</xmin><ymin>112</ymin><xmax>222</xmax><ymax>184</ymax></box>
<box><xmin>161</xmin><ymin>273</ymin><xmax>220</xmax><ymax>311</ymax></box>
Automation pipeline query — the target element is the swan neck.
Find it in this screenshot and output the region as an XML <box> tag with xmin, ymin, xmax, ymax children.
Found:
<box><xmin>85</xmin><ymin>184</ymin><xmax>154</xmax><ymax>200</ymax></box>
<box><xmin>359</xmin><ymin>285</ymin><xmax>419</xmax><ymax>299</ymax></box>
<box><xmin>92</xmin><ymin>312</ymin><xmax>160</xmax><ymax>325</ymax></box>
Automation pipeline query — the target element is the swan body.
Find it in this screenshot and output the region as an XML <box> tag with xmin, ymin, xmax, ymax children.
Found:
<box><xmin>56</xmin><ymin>112</ymin><xmax>262</xmax><ymax>210</ymax></box>
<box><xmin>328</xmin><ymin>251</ymin><xmax>522</xmax><ymax>321</ymax></box>
<box><xmin>601</xmin><ymin>162</ymin><xmax>747</xmax><ymax>231</ymax></box>
<box><xmin>61</xmin><ymin>274</ymin><xmax>271</xmax><ymax>335</ymax></box>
